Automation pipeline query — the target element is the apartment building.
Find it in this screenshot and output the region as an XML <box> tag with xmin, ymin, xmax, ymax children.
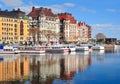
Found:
<box><xmin>28</xmin><ymin>7</ymin><xmax>60</xmax><ymax>44</ymax></box>
<box><xmin>78</xmin><ymin>22</ymin><xmax>91</xmax><ymax>43</ymax></box>
<box><xmin>0</xmin><ymin>8</ymin><xmax>29</xmax><ymax>44</ymax></box>
<box><xmin>58</xmin><ymin>13</ymin><xmax>78</xmax><ymax>43</ymax></box>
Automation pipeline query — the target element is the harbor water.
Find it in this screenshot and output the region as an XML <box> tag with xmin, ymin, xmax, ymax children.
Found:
<box><xmin>0</xmin><ymin>46</ymin><xmax>120</xmax><ymax>84</ymax></box>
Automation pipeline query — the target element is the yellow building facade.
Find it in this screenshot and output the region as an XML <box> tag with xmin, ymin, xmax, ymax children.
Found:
<box><xmin>0</xmin><ymin>17</ymin><xmax>29</xmax><ymax>44</ymax></box>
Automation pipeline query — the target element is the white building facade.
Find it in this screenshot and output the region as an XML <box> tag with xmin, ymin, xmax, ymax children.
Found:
<box><xmin>28</xmin><ymin>7</ymin><xmax>60</xmax><ymax>44</ymax></box>
<box><xmin>78</xmin><ymin>22</ymin><xmax>90</xmax><ymax>43</ymax></box>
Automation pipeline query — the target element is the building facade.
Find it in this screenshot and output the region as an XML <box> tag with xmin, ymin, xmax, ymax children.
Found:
<box><xmin>78</xmin><ymin>22</ymin><xmax>91</xmax><ymax>43</ymax></box>
<box><xmin>0</xmin><ymin>9</ymin><xmax>29</xmax><ymax>44</ymax></box>
<box><xmin>58</xmin><ymin>13</ymin><xmax>78</xmax><ymax>43</ymax></box>
<box><xmin>28</xmin><ymin>7</ymin><xmax>60</xmax><ymax>44</ymax></box>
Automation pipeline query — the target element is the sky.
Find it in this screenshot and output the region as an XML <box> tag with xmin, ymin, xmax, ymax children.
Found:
<box><xmin>0</xmin><ymin>0</ymin><xmax>120</xmax><ymax>39</ymax></box>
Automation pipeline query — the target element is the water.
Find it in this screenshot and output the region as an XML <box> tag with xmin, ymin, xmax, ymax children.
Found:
<box><xmin>0</xmin><ymin>46</ymin><xmax>120</xmax><ymax>84</ymax></box>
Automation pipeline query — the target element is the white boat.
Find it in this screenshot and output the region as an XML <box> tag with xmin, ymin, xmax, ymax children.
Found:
<box><xmin>0</xmin><ymin>45</ymin><xmax>17</xmax><ymax>54</ymax></box>
<box><xmin>76</xmin><ymin>46</ymin><xmax>89</xmax><ymax>51</ymax></box>
<box><xmin>15</xmin><ymin>46</ymin><xmax>45</xmax><ymax>54</ymax></box>
<box><xmin>92</xmin><ymin>45</ymin><xmax>104</xmax><ymax>50</ymax></box>
<box><xmin>45</xmin><ymin>44</ymin><xmax>69</xmax><ymax>53</ymax></box>
<box><xmin>68</xmin><ymin>45</ymin><xmax>76</xmax><ymax>52</ymax></box>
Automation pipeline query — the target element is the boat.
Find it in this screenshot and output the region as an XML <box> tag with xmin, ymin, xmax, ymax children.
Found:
<box><xmin>45</xmin><ymin>44</ymin><xmax>69</xmax><ymax>53</ymax></box>
<box><xmin>0</xmin><ymin>45</ymin><xmax>17</xmax><ymax>54</ymax></box>
<box><xmin>92</xmin><ymin>45</ymin><xmax>104</xmax><ymax>50</ymax></box>
<box><xmin>76</xmin><ymin>46</ymin><xmax>89</xmax><ymax>51</ymax></box>
<box><xmin>15</xmin><ymin>45</ymin><xmax>46</xmax><ymax>54</ymax></box>
<box><xmin>68</xmin><ymin>44</ymin><xmax>76</xmax><ymax>52</ymax></box>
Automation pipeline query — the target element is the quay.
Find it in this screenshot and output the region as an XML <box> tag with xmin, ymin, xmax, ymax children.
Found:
<box><xmin>0</xmin><ymin>43</ymin><xmax>119</xmax><ymax>54</ymax></box>
<box><xmin>104</xmin><ymin>44</ymin><xmax>115</xmax><ymax>49</ymax></box>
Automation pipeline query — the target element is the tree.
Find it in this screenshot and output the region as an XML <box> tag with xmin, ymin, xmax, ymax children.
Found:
<box><xmin>28</xmin><ymin>28</ymin><xmax>39</xmax><ymax>45</ymax></box>
<box><xmin>96</xmin><ymin>33</ymin><xmax>106</xmax><ymax>43</ymax></box>
<box><xmin>41</xmin><ymin>30</ymin><xmax>59</xmax><ymax>43</ymax></box>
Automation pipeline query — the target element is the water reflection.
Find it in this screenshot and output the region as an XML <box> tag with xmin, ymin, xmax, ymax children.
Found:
<box><xmin>0</xmin><ymin>52</ymin><xmax>91</xmax><ymax>84</ymax></box>
<box><xmin>1</xmin><ymin>48</ymin><xmax>119</xmax><ymax>84</ymax></box>
<box><xmin>0</xmin><ymin>54</ymin><xmax>30</xmax><ymax>83</ymax></box>
<box><xmin>105</xmin><ymin>48</ymin><xmax>115</xmax><ymax>53</ymax></box>
<box><xmin>0</xmin><ymin>49</ymin><xmax>119</xmax><ymax>84</ymax></box>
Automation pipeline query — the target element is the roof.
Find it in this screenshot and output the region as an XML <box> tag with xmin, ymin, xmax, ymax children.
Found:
<box><xmin>60</xmin><ymin>71</ymin><xmax>75</xmax><ymax>80</ymax></box>
<box><xmin>58</xmin><ymin>13</ymin><xmax>77</xmax><ymax>24</ymax></box>
<box><xmin>0</xmin><ymin>8</ymin><xmax>25</xmax><ymax>18</ymax></box>
<box><xmin>28</xmin><ymin>7</ymin><xmax>55</xmax><ymax>17</ymax></box>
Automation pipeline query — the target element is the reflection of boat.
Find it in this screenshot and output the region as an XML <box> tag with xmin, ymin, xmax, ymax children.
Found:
<box><xmin>92</xmin><ymin>45</ymin><xmax>104</xmax><ymax>50</ymax></box>
<box><xmin>0</xmin><ymin>54</ymin><xmax>19</xmax><ymax>61</ymax></box>
<box><xmin>76</xmin><ymin>51</ymin><xmax>89</xmax><ymax>56</ymax></box>
<box><xmin>99</xmin><ymin>50</ymin><xmax>105</xmax><ymax>54</ymax></box>
<box><xmin>20</xmin><ymin>53</ymin><xmax>45</xmax><ymax>56</ymax></box>
<box><xmin>92</xmin><ymin>50</ymin><xmax>105</xmax><ymax>55</ymax></box>
<box><xmin>69</xmin><ymin>52</ymin><xmax>76</xmax><ymax>55</ymax></box>
<box><xmin>0</xmin><ymin>57</ymin><xmax>3</xmax><ymax>61</ymax></box>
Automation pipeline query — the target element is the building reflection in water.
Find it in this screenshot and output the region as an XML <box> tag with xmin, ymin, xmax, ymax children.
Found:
<box><xmin>105</xmin><ymin>48</ymin><xmax>115</xmax><ymax>53</ymax></box>
<box><xmin>0</xmin><ymin>54</ymin><xmax>30</xmax><ymax>83</ymax></box>
<box><xmin>30</xmin><ymin>52</ymin><xmax>91</xmax><ymax>84</ymax></box>
<box><xmin>30</xmin><ymin>54</ymin><xmax>60</xmax><ymax>84</ymax></box>
<box><xmin>60</xmin><ymin>52</ymin><xmax>91</xmax><ymax>81</ymax></box>
<box><xmin>0</xmin><ymin>52</ymin><xmax>91</xmax><ymax>84</ymax></box>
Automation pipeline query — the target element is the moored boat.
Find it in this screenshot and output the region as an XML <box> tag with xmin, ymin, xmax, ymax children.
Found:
<box><xmin>76</xmin><ymin>46</ymin><xmax>89</xmax><ymax>51</ymax></box>
<box><xmin>45</xmin><ymin>44</ymin><xmax>69</xmax><ymax>53</ymax></box>
<box><xmin>68</xmin><ymin>45</ymin><xmax>76</xmax><ymax>52</ymax></box>
<box><xmin>15</xmin><ymin>45</ymin><xmax>46</xmax><ymax>54</ymax></box>
<box><xmin>0</xmin><ymin>45</ymin><xmax>17</xmax><ymax>54</ymax></box>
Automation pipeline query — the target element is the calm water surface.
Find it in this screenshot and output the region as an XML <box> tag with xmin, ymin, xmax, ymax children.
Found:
<box><xmin>0</xmin><ymin>46</ymin><xmax>120</xmax><ymax>84</ymax></box>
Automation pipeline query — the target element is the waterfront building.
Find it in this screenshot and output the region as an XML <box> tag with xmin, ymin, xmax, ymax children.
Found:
<box><xmin>0</xmin><ymin>8</ymin><xmax>29</xmax><ymax>44</ymax></box>
<box><xmin>87</xmin><ymin>25</ymin><xmax>92</xmax><ymax>39</ymax></box>
<box><xmin>58</xmin><ymin>13</ymin><xmax>78</xmax><ymax>43</ymax></box>
<box><xmin>28</xmin><ymin>7</ymin><xmax>60</xmax><ymax>44</ymax></box>
<box><xmin>105</xmin><ymin>38</ymin><xmax>117</xmax><ymax>44</ymax></box>
<box><xmin>78</xmin><ymin>22</ymin><xmax>92</xmax><ymax>43</ymax></box>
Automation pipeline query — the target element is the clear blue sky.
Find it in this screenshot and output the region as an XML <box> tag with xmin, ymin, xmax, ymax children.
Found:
<box><xmin>0</xmin><ymin>0</ymin><xmax>120</xmax><ymax>39</ymax></box>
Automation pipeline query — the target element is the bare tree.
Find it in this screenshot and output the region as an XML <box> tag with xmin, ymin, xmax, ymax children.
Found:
<box><xmin>28</xmin><ymin>28</ymin><xmax>39</xmax><ymax>45</ymax></box>
<box><xmin>40</xmin><ymin>30</ymin><xmax>59</xmax><ymax>43</ymax></box>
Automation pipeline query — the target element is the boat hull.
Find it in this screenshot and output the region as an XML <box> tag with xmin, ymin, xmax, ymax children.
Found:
<box><xmin>46</xmin><ymin>49</ymin><xmax>64</xmax><ymax>53</ymax></box>
<box><xmin>0</xmin><ymin>51</ymin><xmax>17</xmax><ymax>54</ymax></box>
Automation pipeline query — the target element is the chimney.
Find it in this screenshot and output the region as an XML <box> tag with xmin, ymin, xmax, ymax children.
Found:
<box><xmin>5</xmin><ymin>9</ymin><xmax>8</xmax><ymax>12</ymax></box>
<box><xmin>48</xmin><ymin>9</ymin><xmax>51</xmax><ymax>11</ymax></box>
<box><xmin>13</xmin><ymin>9</ymin><xmax>15</xmax><ymax>11</ymax></box>
<box><xmin>32</xmin><ymin>6</ymin><xmax>35</xmax><ymax>11</ymax></box>
<box><xmin>18</xmin><ymin>8</ymin><xmax>20</xmax><ymax>11</ymax></box>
